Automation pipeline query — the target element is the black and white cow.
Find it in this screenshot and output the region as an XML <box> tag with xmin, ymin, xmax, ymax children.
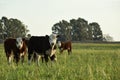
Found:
<box><xmin>28</xmin><ymin>34</ymin><xmax>58</xmax><ymax>65</ymax></box>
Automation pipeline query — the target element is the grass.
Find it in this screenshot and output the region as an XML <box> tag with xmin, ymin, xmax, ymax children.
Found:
<box><xmin>0</xmin><ymin>43</ymin><xmax>120</xmax><ymax>80</ymax></box>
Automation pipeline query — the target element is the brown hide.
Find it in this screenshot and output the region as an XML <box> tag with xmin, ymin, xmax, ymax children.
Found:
<box><xmin>4</xmin><ymin>38</ymin><xmax>27</xmax><ymax>64</ymax></box>
<box><xmin>59</xmin><ymin>41</ymin><xmax>72</xmax><ymax>55</ymax></box>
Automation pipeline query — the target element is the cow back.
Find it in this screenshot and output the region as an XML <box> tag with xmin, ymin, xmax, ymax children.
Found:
<box><xmin>61</xmin><ymin>41</ymin><xmax>71</xmax><ymax>49</ymax></box>
<box><xmin>4</xmin><ymin>38</ymin><xmax>18</xmax><ymax>52</ymax></box>
<box><xmin>28</xmin><ymin>36</ymin><xmax>51</xmax><ymax>53</ymax></box>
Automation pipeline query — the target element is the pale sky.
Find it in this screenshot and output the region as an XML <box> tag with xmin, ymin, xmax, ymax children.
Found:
<box><xmin>0</xmin><ymin>0</ymin><xmax>120</xmax><ymax>41</ymax></box>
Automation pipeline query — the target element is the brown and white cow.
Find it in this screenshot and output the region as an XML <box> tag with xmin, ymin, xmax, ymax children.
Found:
<box><xmin>58</xmin><ymin>41</ymin><xmax>72</xmax><ymax>55</ymax></box>
<box><xmin>4</xmin><ymin>37</ymin><xmax>27</xmax><ymax>64</ymax></box>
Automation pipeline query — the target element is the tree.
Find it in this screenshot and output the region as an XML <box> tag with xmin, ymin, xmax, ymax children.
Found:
<box><xmin>89</xmin><ymin>22</ymin><xmax>103</xmax><ymax>41</ymax></box>
<box><xmin>103</xmin><ymin>34</ymin><xmax>114</xmax><ymax>41</ymax></box>
<box><xmin>52</xmin><ymin>17</ymin><xmax>103</xmax><ymax>41</ymax></box>
<box><xmin>52</xmin><ymin>20</ymin><xmax>71</xmax><ymax>41</ymax></box>
<box><xmin>70</xmin><ymin>18</ymin><xmax>90</xmax><ymax>41</ymax></box>
<box><xmin>0</xmin><ymin>17</ymin><xmax>8</xmax><ymax>39</ymax></box>
<box><xmin>0</xmin><ymin>16</ymin><xmax>29</xmax><ymax>39</ymax></box>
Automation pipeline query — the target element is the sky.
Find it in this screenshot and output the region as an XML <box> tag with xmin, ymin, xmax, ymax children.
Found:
<box><xmin>0</xmin><ymin>0</ymin><xmax>120</xmax><ymax>41</ymax></box>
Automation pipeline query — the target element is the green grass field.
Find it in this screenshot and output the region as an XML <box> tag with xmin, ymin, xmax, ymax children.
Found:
<box><xmin>0</xmin><ymin>43</ymin><xmax>120</xmax><ymax>80</ymax></box>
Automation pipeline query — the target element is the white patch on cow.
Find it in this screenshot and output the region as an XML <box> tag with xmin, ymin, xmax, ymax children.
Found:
<box><xmin>48</xmin><ymin>34</ymin><xmax>58</xmax><ymax>57</ymax></box>
<box><xmin>20</xmin><ymin>52</ymin><xmax>25</xmax><ymax>57</ymax></box>
<box><xmin>54</xmin><ymin>57</ymin><xmax>57</xmax><ymax>61</ymax></box>
<box><xmin>68</xmin><ymin>48</ymin><xmax>70</xmax><ymax>50</ymax></box>
<box><xmin>16</xmin><ymin>37</ymin><xmax>23</xmax><ymax>49</ymax></box>
<box><xmin>50</xmin><ymin>49</ymin><xmax>56</xmax><ymax>57</ymax></box>
<box><xmin>58</xmin><ymin>41</ymin><xmax>61</xmax><ymax>47</ymax></box>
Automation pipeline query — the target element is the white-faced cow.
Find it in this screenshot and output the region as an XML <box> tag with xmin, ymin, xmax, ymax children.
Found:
<box><xmin>4</xmin><ymin>37</ymin><xmax>27</xmax><ymax>64</ymax></box>
<box><xmin>58</xmin><ymin>41</ymin><xmax>72</xmax><ymax>55</ymax></box>
<box><xmin>28</xmin><ymin>34</ymin><xmax>59</xmax><ymax>65</ymax></box>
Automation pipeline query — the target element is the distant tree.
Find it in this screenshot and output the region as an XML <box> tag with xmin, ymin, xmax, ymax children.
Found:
<box><xmin>103</xmin><ymin>34</ymin><xmax>114</xmax><ymax>41</ymax></box>
<box><xmin>0</xmin><ymin>17</ymin><xmax>8</xmax><ymax>39</ymax></box>
<box><xmin>0</xmin><ymin>20</ymin><xmax>3</xmax><ymax>39</ymax></box>
<box><xmin>87</xmin><ymin>25</ymin><xmax>93</xmax><ymax>40</ymax></box>
<box><xmin>52</xmin><ymin>17</ymin><xmax>103</xmax><ymax>41</ymax></box>
<box><xmin>70</xmin><ymin>18</ymin><xmax>90</xmax><ymax>41</ymax></box>
<box><xmin>0</xmin><ymin>16</ymin><xmax>29</xmax><ymax>39</ymax></box>
<box><xmin>52</xmin><ymin>20</ymin><xmax>71</xmax><ymax>41</ymax></box>
<box><xmin>89</xmin><ymin>22</ymin><xmax>103</xmax><ymax>41</ymax></box>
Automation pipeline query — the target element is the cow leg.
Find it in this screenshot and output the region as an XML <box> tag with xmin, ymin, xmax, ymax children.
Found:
<box><xmin>28</xmin><ymin>54</ymin><xmax>32</xmax><ymax>65</ymax></box>
<box><xmin>68</xmin><ymin>50</ymin><xmax>70</xmax><ymax>55</ymax></box>
<box><xmin>5</xmin><ymin>51</ymin><xmax>12</xmax><ymax>65</ymax></box>
<box><xmin>49</xmin><ymin>54</ymin><xmax>57</xmax><ymax>67</ymax></box>
<box><xmin>8</xmin><ymin>55</ymin><xmax>12</xmax><ymax>65</ymax></box>
<box><xmin>33</xmin><ymin>52</ymin><xmax>37</xmax><ymax>62</ymax></box>
<box><xmin>68</xmin><ymin>49</ymin><xmax>71</xmax><ymax>55</ymax></box>
<box><xmin>20</xmin><ymin>52</ymin><xmax>25</xmax><ymax>64</ymax></box>
<box><xmin>60</xmin><ymin>48</ymin><xmax>63</xmax><ymax>54</ymax></box>
<box><xmin>21</xmin><ymin>55</ymin><xmax>25</xmax><ymax>65</ymax></box>
<box><xmin>50</xmin><ymin>54</ymin><xmax>57</xmax><ymax>62</ymax></box>
<box><xmin>15</xmin><ymin>53</ymin><xmax>20</xmax><ymax>65</ymax></box>
<box><xmin>44</xmin><ymin>54</ymin><xmax>49</xmax><ymax>66</ymax></box>
<box><xmin>41</xmin><ymin>55</ymin><xmax>44</xmax><ymax>63</ymax></box>
<box><xmin>35</xmin><ymin>53</ymin><xmax>41</xmax><ymax>66</ymax></box>
<box><xmin>21</xmin><ymin>56</ymin><xmax>24</xmax><ymax>63</ymax></box>
<box><xmin>28</xmin><ymin>52</ymin><xmax>34</xmax><ymax>65</ymax></box>
<box><xmin>7</xmin><ymin>53</ymin><xmax>12</xmax><ymax>65</ymax></box>
<box><xmin>68</xmin><ymin>51</ymin><xmax>72</xmax><ymax>55</ymax></box>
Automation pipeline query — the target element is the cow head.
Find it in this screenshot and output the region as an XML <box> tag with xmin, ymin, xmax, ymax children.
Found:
<box><xmin>48</xmin><ymin>34</ymin><xmax>59</xmax><ymax>56</ymax></box>
<box><xmin>58</xmin><ymin>41</ymin><xmax>64</xmax><ymax>53</ymax></box>
<box><xmin>49</xmin><ymin>34</ymin><xmax>58</xmax><ymax>46</ymax></box>
<box><xmin>58</xmin><ymin>41</ymin><xmax>61</xmax><ymax>47</ymax></box>
<box><xmin>16</xmin><ymin>37</ymin><xmax>23</xmax><ymax>49</ymax></box>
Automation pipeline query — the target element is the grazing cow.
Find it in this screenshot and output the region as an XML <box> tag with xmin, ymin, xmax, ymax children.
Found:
<box><xmin>58</xmin><ymin>41</ymin><xmax>72</xmax><ymax>55</ymax></box>
<box><xmin>4</xmin><ymin>37</ymin><xmax>27</xmax><ymax>64</ymax></box>
<box><xmin>28</xmin><ymin>34</ymin><xmax>59</xmax><ymax>65</ymax></box>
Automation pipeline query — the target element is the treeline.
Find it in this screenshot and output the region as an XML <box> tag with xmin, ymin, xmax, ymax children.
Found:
<box><xmin>0</xmin><ymin>16</ymin><xmax>30</xmax><ymax>40</ymax></box>
<box><xmin>52</xmin><ymin>17</ymin><xmax>103</xmax><ymax>41</ymax></box>
<box><xmin>0</xmin><ymin>16</ymin><xmax>104</xmax><ymax>42</ymax></box>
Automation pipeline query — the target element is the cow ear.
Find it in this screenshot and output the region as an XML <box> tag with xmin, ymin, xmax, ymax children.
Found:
<box><xmin>45</xmin><ymin>35</ymin><xmax>49</xmax><ymax>39</ymax></box>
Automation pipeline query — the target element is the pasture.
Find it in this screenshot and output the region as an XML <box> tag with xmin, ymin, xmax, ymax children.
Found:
<box><xmin>0</xmin><ymin>43</ymin><xmax>120</xmax><ymax>80</ymax></box>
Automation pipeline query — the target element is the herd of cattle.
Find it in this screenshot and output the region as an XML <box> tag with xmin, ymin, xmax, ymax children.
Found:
<box><xmin>3</xmin><ymin>34</ymin><xmax>72</xmax><ymax>65</ymax></box>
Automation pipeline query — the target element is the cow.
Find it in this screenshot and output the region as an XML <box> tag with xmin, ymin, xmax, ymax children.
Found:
<box><xmin>28</xmin><ymin>34</ymin><xmax>59</xmax><ymax>65</ymax></box>
<box><xmin>58</xmin><ymin>41</ymin><xmax>72</xmax><ymax>55</ymax></box>
<box><xmin>4</xmin><ymin>37</ymin><xmax>27</xmax><ymax>65</ymax></box>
